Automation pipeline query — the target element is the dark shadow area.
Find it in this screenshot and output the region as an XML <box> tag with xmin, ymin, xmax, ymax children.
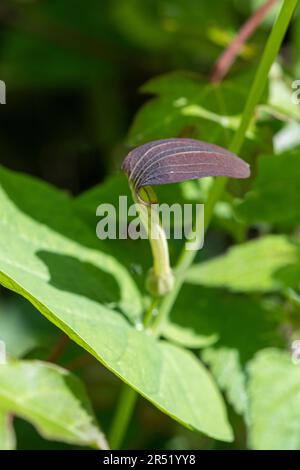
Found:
<box><xmin>37</xmin><ymin>250</ymin><xmax>121</xmax><ymax>306</ymax></box>
<box><xmin>168</xmin><ymin>284</ymin><xmax>283</xmax><ymax>365</ymax></box>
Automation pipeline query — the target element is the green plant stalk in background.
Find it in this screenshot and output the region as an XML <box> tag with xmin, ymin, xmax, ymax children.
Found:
<box><xmin>109</xmin><ymin>384</ymin><xmax>138</xmax><ymax>450</ymax></box>
<box><xmin>109</xmin><ymin>0</ymin><xmax>298</xmax><ymax>449</ymax></box>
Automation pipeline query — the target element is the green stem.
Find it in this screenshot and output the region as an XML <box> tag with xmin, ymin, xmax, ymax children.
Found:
<box><xmin>109</xmin><ymin>384</ymin><xmax>138</xmax><ymax>449</ymax></box>
<box><xmin>132</xmin><ymin>186</ymin><xmax>175</xmax><ymax>297</ymax></box>
<box><xmin>143</xmin><ymin>297</ymin><xmax>159</xmax><ymax>328</ymax></box>
<box><xmin>109</xmin><ymin>0</ymin><xmax>297</xmax><ymax>447</ymax></box>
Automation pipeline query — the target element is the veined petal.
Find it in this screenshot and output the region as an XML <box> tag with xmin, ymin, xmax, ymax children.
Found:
<box><xmin>122</xmin><ymin>138</ymin><xmax>250</xmax><ymax>192</ymax></box>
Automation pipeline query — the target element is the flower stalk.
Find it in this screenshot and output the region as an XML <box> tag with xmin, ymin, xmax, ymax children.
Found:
<box><xmin>130</xmin><ymin>184</ymin><xmax>175</xmax><ymax>297</ymax></box>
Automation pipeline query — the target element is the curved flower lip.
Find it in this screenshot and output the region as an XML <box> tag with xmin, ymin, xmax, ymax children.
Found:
<box><xmin>122</xmin><ymin>138</ymin><xmax>250</xmax><ymax>194</ymax></box>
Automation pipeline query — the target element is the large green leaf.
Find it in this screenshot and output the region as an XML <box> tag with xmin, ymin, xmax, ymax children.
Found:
<box><xmin>237</xmin><ymin>150</ymin><xmax>300</xmax><ymax>227</ymax></box>
<box><xmin>0</xmin><ymin>360</ymin><xmax>107</xmax><ymax>449</ymax></box>
<box><xmin>0</xmin><ymin>411</ymin><xmax>16</xmax><ymax>450</ymax></box>
<box><xmin>163</xmin><ymin>285</ymin><xmax>281</xmax><ymax>416</ymax></box>
<box><xmin>248</xmin><ymin>349</ymin><xmax>300</xmax><ymax>450</ymax></box>
<box><xmin>0</xmin><ymin>166</ymin><xmax>232</xmax><ymax>442</ymax></box>
<box><xmin>186</xmin><ymin>235</ymin><xmax>300</xmax><ymax>293</ymax></box>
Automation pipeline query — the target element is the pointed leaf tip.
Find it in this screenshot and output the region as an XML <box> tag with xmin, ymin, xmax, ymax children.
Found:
<box><xmin>122</xmin><ymin>138</ymin><xmax>250</xmax><ymax>192</ymax></box>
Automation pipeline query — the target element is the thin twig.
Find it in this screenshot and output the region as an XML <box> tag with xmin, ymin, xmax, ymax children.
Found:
<box><xmin>211</xmin><ymin>0</ymin><xmax>278</xmax><ymax>83</ymax></box>
<box><xmin>65</xmin><ymin>353</ymin><xmax>94</xmax><ymax>371</ymax></box>
<box><xmin>47</xmin><ymin>334</ymin><xmax>70</xmax><ymax>363</ymax></box>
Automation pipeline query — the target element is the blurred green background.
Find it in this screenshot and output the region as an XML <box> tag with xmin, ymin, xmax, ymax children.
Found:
<box><xmin>1</xmin><ymin>0</ymin><xmax>294</xmax><ymax>193</ymax></box>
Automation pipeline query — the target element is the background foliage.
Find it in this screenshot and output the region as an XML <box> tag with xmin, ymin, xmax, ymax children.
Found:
<box><xmin>0</xmin><ymin>0</ymin><xmax>300</xmax><ymax>450</ymax></box>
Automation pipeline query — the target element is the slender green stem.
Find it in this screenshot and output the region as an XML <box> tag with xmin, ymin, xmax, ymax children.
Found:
<box><xmin>143</xmin><ymin>297</ymin><xmax>159</xmax><ymax>328</ymax></box>
<box><xmin>109</xmin><ymin>384</ymin><xmax>138</xmax><ymax>449</ymax></box>
<box><xmin>132</xmin><ymin>186</ymin><xmax>175</xmax><ymax>296</ymax></box>
<box><xmin>109</xmin><ymin>0</ymin><xmax>297</xmax><ymax>447</ymax></box>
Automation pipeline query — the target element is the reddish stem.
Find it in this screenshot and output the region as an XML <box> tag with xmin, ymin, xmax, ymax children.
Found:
<box><xmin>65</xmin><ymin>353</ymin><xmax>94</xmax><ymax>371</ymax></box>
<box><xmin>47</xmin><ymin>334</ymin><xmax>69</xmax><ymax>363</ymax></box>
<box><xmin>211</xmin><ymin>0</ymin><xmax>278</xmax><ymax>83</ymax></box>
